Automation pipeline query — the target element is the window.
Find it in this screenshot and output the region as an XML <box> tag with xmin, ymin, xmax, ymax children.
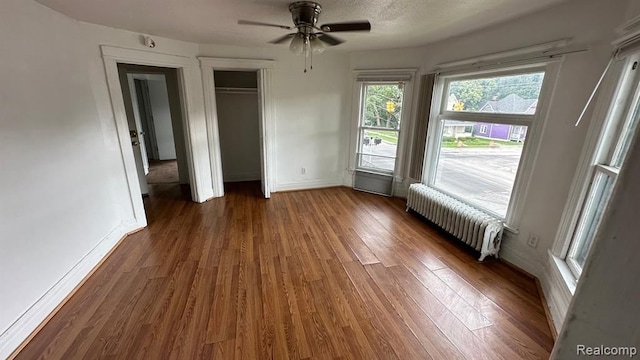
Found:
<box><xmin>564</xmin><ymin>56</ymin><xmax>640</xmax><ymax>278</ymax></box>
<box><xmin>425</xmin><ymin>68</ymin><xmax>549</xmax><ymax>220</ymax></box>
<box><xmin>356</xmin><ymin>82</ymin><xmax>406</xmax><ymax>173</ymax></box>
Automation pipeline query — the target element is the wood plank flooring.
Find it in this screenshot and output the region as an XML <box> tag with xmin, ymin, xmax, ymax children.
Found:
<box><xmin>146</xmin><ymin>160</ymin><xmax>179</xmax><ymax>184</ymax></box>
<box><xmin>13</xmin><ymin>182</ymin><xmax>554</xmax><ymax>359</ymax></box>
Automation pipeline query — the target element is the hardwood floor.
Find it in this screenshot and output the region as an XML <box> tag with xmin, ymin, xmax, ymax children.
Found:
<box><xmin>146</xmin><ymin>160</ymin><xmax>179</xmax><ymax>184</ymax></box>
<box><xmin>13</xmin><ymin>182</ymin><xmax>554</xmax><ymax>359</ymax></box>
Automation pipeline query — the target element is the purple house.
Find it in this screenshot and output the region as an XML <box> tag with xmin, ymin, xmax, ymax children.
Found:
<box><xmin>473</xmin><ymin>94</ymin><xmax>536</xmax><ymax>142</ymax></box>
<box><xmin>473</xmin><ymin>122</ymin><xmax>528</xmax><ymax>142</ymax></box>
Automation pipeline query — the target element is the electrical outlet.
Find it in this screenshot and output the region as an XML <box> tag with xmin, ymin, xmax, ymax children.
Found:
<box><xmin>301</xmin><ymin>167</ymin><xmax>306</xmax><ymax>175</ymax></box>
<box><xmin>527</xmin><ymin>233</ymin><xmax>539</xmax><ymax>248</ymax></box>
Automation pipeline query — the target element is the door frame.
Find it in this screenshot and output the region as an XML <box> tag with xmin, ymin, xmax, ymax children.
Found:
<box><xmin>198</xmin><ymin>57</ymin><xmax>276</xmax><ymax>198</ymax></box>
<box><xmin>102</xmin><ymin>46</ymin><xmax>214</xmax><ymax>228</ymax></box>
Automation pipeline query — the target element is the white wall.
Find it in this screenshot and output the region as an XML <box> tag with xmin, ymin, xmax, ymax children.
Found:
<box><xmin>1</xmin><ymin>0</ymin><xmax>633</xmax><ymax>357</ymax></box>
<box><xmin>0</xmin><ymin>1</ymin><xmax>203</xmax><ymax>357</ymax></box>
<box><xmin>147</xmin><ymin>78</ymin><xmax>177</xmax><ymax>160</ymax></box>
<box><xmin>349</xmin><ymin>0</ymin><xmax>629</xmax><ymax>330</ymax></box>
<box><xmin>198</xmin><ymin>44</ymin><xmax>351</xmax><ymax>191</ymax></box>
<box><xmin>551</xmin><ymin>116</ymin><xmax>640</xmax><ymax>359</ymax></box>
<box><xmin>0</xmin><ymin>2</ymin><xmax>349</xmax><ymax>353</ymax></box>
<box><xmin>216</xmin><ymin>91</ymin><xmax>261</xmax><ymax>182</ymax></box>
<box><xmin>0</xmin><ymin>0</ymin><xmax>123</xmax><ymax>343</ymax></box>
<box><xmin>349</xmin><ymin>0</ymin><xmax>624</xmax><ymax>269</ymax></box>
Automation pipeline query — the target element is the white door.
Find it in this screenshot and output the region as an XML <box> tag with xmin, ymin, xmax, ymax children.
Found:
<box><xmin>257</xmin><ymin>69</ymin><xmax>270</xmax><ymax>199</ymax></box>
<box><xmin>128</xmin><ymin>76</ymin><xmax>150</xmax><ymax>174</ymax></box>
<box><xmin>118</xmin><ymin>68</ymin><xmax>149</xmax><ymax>195</ymax></box>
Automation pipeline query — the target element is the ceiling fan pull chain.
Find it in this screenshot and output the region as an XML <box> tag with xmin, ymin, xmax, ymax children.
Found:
<box><xmin>310</xmin><ymin>50</ymin><xmax>313</xmax><ymax>71</ymax></box>
<box><xmin>304</xmin><ymin>53</ymin><xmax>307</xmax><ymax>73</ymax></box>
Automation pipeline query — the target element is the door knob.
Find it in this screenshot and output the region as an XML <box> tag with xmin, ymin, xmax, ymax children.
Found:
<box><xmin>132</xmin><ymin>140</ymin><xmax>140</xmax><ymax>146</ymax></box>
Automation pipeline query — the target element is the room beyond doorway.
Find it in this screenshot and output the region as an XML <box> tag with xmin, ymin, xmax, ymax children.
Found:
<box><xmin>147</xmin><ymin>160</ymin><xmax>179</xmax><ymax>184</ymax></box>
<box><xmin>117</xmin><ymin>64</ymin><xmax>192</xmax><ymax>211</ymax></box>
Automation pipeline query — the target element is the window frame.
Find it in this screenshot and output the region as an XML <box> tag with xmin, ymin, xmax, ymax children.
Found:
<box><xmin>348</xmin><ymin>69</ymin><xmax>417</xmax><ymax>180</ymax></box>
<box><xmin>560</xmin><ymin>53</ymin><xmax>640</xmax><ymax>278</ymax></box>
<box><xmin>355</xmin><ymin>81</ymin><xmax>407</xmax><ymax>174</ymax></box>
<box><xmin>422</xmin><ymin>62</ymin><xmax>560</xmax><ymax>228</ymax></box>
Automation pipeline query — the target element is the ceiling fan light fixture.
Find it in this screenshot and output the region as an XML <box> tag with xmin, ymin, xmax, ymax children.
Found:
<box><xmin>289</xmin><ymin>33</ymin><xmax>305</xmax><ymax>55</ymax></box>
<box><xmin>310</xmin><ymin>35</ymin><xmax>325</xmax><ymax>54</ymax></box>
<box><xmin>239</xmin><ymin>2</ymin><xmax>371</xmax><ymax>71</ymax></box>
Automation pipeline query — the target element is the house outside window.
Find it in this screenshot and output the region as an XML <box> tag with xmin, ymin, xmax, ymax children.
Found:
<box><xmin>424</xmin><ymin>66</ymin><xmax>554</xmax><ymax>223</ymax></box>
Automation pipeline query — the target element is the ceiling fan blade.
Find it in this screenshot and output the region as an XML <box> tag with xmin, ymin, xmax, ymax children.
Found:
<box><xmin>238</xmin><ymin>20</ymin><xmax>293</xmax><ymax>30</ymax></box>
<box><xmin>318</xmin><ymin>33</ymin><xmax>344</xmax><ymax>46</ymax></box>
<box><xmin>269</xmin><ymin>33</ymin><xmax>297</xmax><ymax>44</ymax></box>
<box><xmin>319</xmin><ymin>21</ymin><xmax>371</xmax><ymax>32</ymax></box>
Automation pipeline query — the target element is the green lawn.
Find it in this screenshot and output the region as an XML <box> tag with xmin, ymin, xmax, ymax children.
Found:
<box><xmin>366</xmin><ymin>131</ymin><xmax>398</xmax><ymax>145</ymax></box>
<box><xmin>441</xmin><ymin>136</ymin><xmax>523</xmax><ymax>148</ymax></box>
<box><xmin>363</xmin><ymin>132</ymin><xmax>522</xmax><ymax>148</ymax></box>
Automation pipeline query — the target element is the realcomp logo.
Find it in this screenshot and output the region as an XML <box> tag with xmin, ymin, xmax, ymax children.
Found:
<box><xmin>577</xmin><ymin>345</ymin><xmax>638</xmax><ymax>357</ymax></box>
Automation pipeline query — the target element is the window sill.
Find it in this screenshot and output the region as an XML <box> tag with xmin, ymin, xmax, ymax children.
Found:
<box><xmin>503</xmin><ymin>224</ymin><xmax>519</xmax><ymax>235</ymax></box>
<box><xmin>549</xmin><ymin>252</ymin><xmax>577</xmax><ymax>295</ymax></box>
<box><xmin>355</xmin><ymin>168</ymin><xmax>394</xmax><ymax>177</ymax></box>
<box><xmin>541</xmin><ymin>251</ymin><xmax>576</xmax><ymax>332</ymax></box>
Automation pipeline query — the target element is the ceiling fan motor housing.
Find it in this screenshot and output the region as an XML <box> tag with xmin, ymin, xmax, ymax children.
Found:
<box><xmin>289</xmin><ymin>1</ymin><xmax>322</xmax><ymax>34</ymax></box>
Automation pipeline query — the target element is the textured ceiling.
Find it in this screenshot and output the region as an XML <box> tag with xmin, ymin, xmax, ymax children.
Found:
<box><xmin>35</xmin><ymin>0</ymin><xmax>566</xmax><ymax>51</ymax></box>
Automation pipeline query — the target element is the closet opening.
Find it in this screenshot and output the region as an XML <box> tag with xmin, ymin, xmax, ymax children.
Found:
<box><xmin>214</xmin><ymin>70</ymin><xmax>263</xmax><ymax>196</ymax></box>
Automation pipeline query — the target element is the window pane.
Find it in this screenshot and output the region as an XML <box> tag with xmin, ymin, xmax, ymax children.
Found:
<box><xmin>447</xmin><ymin>72</ymin><xmax>544</xmax><ymax>114</ymax></box>
<box><xmin>357</xmin><ymin>129</ymin><xmax>397</xmax><ymax>172</ymax></box>
<box><xmin>363</xmin><ymin>84</ymin><xmax>404</xmax><ymax>130</ymax></box>
<box><xmin>433</xmin><ymin>120</ymin><xmax>527</xmax><ymax>216</ymax></box>
<box><xmin>568</xmin><ymin>171</ymin><xmax>615</xmax><ymax>271</ymax></box>
<box><xmin>611</xmin><ymin>90</ymin><xmax>640</xmax><ymax>167</ymax></box>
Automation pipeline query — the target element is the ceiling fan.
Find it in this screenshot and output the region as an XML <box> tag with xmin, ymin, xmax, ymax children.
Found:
<box><xmin>238</xmin><ymin>1</ymin><xmax>371</xmax><ymax>72</ymax></box>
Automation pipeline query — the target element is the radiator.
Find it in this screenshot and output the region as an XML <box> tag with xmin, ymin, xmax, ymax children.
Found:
<box><xmin>406</xmin><ymin>183</ymin><xmax>503</xmax><ymax>261</ymax></box>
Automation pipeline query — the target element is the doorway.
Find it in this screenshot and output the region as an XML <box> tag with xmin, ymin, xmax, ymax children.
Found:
<box><xmin>117</xmin><ymin>64</ymin><xmax>191</xmax><ymax>204</ymax></box>
<box><xmin>214</xmin><ymin>70</ymin><xmax>262</xmax><ymax>195</ymax></box>
<box><xmin>199</xmin><ymin>57</ymin><xmax>276</xmax><ymax>200</ymax></box>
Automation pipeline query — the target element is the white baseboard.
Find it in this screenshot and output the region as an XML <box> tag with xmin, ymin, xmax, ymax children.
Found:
<box><xmin>498</xmin><ymin>242</ymin><xmax>544</xmax><ymax>278</ymax></box>
<box><xmin>539</xmin><ymin>252</ymin><xmax>575</xmax><ymax>333</ymax></box>
<box><xmin>0</xmin><ymin>219</ymin><xmax>139</xmax><ymax>359</ymax></box>
<box><xmin>276</xmin><ymin>178</ymin><xmax>344</xmax><ymax>192</ymax></box>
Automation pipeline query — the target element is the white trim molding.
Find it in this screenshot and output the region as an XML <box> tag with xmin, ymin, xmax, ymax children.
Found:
<box><xmin>101</xmin><ymin>45</ymin><xmax>214</xmax><ymax>213</ymax></box>
<box><xmin>540</xmin><ymin>252</ymin><xmax>576</xmax><ymax>332</ymax></box>
<box><xmin>198</xmin><ymin>57</ymin><xmax>277</xmax><ymax>198</ymax></box>
<box><xmin>422</xmin><ymin>61</ymin><xmax>562</xmax><ymax>230</ymax></box>
<box><xmin>0</xmin><ymin>220</ymin><xmax>139</xmax><ymax>359</ymax></box>
<box><xmin>199</xmin><ymin>57</ymin><xmax>276</xmax><ymax>70</ymax></box>
<box><xmin>347</xmin><ymin>68</ymin><xmax>418</xmax><ymax>179</ymax></box>
<box><xmin>550</xmin><ymin>59</ymin><xmax>627</xmax><ymax>257</ymax></box>
<box><xmin>276</xmin><ymin>178</ymin><xmax>344</xmax><ymax>192</ymax></box>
